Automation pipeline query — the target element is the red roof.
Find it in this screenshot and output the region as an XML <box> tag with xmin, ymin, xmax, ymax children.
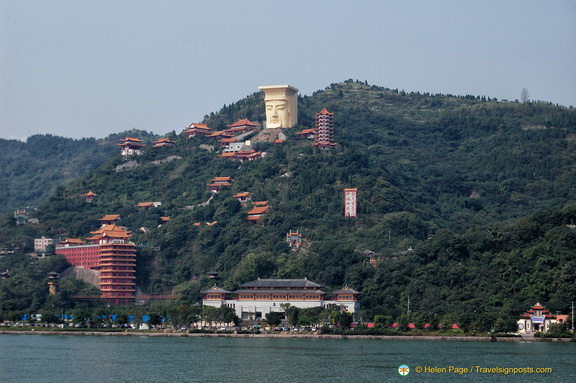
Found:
<box><xmin>87</xmin><ymin>224</ymin><xmax>132</xmax><ymax>241</ymax></box>
<box><xmin>227</xmin><ymin>118</ymin><xmax>260</xmax><ymax>128</ymax></box>
<box><xmin>136</xmin><ymin>202</ymin><xmax>155</xmax><ymax>208</ymax></box>
<box><xmin>247</xmin><ymin>206</ymin><xmax>269</xmax><ymax>215</ymax></box>
<box><xmin>187</xmin><ymin>123</ymin><xmax>211</xmax><ymax>130</ymax></box>
<box><xmin>297</xmin><ymin>129</ymin><xmax>315</xmax><ymax>135</ymax></box>
<box><xmin>211</xmin><ymin>176</ymin><xmax>233</xmax><ymax>183</ymax></box>
<box><xmin>316</xmin><ymin>108</ymin><xmax>333</xmax><ymax>116</ymax></box>
<box><xmin>207</xmin><ymin>131</ymin><xmax>233</xmax><ymax>138</ymax></box>
<box><xmin>99</xmin><ymin>214</ymin><xmax>120</xmax><ymax>221</ymax></box>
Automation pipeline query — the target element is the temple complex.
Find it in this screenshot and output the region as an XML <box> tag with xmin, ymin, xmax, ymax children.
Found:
<box><xmin>516</xmin><ymin>302</ymin><xmax>568</xmax><ymax>334</ymax></box>
<box><xmin>201</xmin><ymin>279</ymin><xmax>360</xmax><ymax>321</ymax></box>
<box><xmin>55</xmin><ymin>224</ymin><xmax>136</xmax><ymax>305</ymax></box>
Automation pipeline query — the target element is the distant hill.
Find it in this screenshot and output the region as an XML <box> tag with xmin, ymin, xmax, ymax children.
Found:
<box><xmin>0</xmin><ymin>130</ymin><xmax>159</xmax><ymax>215</ymax></box>
<box><xmin>1</xmin><ymin>80</ymin><xmax>576</xmax><ymax>324</ymax></box>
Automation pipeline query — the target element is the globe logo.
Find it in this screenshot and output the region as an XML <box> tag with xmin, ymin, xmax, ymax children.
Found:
<box><xmin>398</xmin><ymin>364</ymin><xmax>410</xmax><ymax>376</ymax></box>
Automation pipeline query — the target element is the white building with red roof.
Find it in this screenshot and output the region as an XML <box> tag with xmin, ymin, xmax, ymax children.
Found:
<box><xmin>119</xmin><ymin>137</ymin><xmax>146</xmax><ymax>156</ymax></box>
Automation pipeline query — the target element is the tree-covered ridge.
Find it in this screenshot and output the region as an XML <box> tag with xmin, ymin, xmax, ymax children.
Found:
<box><xmin>0</xmin><ymin>130</ymin><xmax>161</xmax><ymax>215</ymax></box>
<box><xmin>1</xmin><ymin>80</ymin><xmax>575</xmax><ymax>326</ymax></box>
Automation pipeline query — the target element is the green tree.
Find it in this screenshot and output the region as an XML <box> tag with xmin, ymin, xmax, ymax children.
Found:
<box><xmin>265</xmin><ymin>312</ymin><xmax>282</xmax><ymax>327</ymax></box>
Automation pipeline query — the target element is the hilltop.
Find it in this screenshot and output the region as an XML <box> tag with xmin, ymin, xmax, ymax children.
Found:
<box><xmin>1</xmin><ymin>80</ymin><xmax>576</xmax><ymax>329</ymax></box>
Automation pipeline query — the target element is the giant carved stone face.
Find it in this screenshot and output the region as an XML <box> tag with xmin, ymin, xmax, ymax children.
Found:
<box><xmin>266</xmin><ymin>100</ymin><xmax>289</xmax><ymax>129</ymax></box>
<box><xmin>259</xmin><ymin>85</ymin><xmax>298</xmax><ymax>129</ymax></box>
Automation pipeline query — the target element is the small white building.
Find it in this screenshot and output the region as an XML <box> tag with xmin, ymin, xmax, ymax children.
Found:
<box><xmin>517</xmin><ymin>302</ymin><xmax>561</xmax><ymax>334</ymax></box>
<box><xmin>34</xmin><ymin>236</ymin><xmax>53</xmax><ymax>254</ymax></box>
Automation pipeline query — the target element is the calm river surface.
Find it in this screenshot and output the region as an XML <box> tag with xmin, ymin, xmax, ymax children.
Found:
<box><xmin>0</xmin><ymin>334</ymin><xmax>574</xmax><ymax>382</ymax></box>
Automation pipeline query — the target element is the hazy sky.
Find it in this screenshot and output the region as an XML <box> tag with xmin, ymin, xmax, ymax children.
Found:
<box><xmin>1</xmin><ymin>1</ymin><xmax>575</xmax><ymax>141</ymax></box>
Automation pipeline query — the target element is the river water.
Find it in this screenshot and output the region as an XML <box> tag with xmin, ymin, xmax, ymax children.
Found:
<box><xmin>0</xmin><ymin>334</ymin><xmax>574</xmax><ymax>382</ymax></box>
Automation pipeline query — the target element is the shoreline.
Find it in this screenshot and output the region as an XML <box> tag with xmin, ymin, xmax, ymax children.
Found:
<box><xmin>1</xmin><ymin>330</ymin><xmax>571</xmax><ymax>342</ymax></box>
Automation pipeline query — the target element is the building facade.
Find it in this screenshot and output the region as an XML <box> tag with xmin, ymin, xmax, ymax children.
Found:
<box><xmin>55</xmin><ymin>224</ymin><xmax>136</xmax><ymax>305</ymax></box>
<box><xmin>202</xmin><ymin>279</ymin><xmax>360</xmax><ymax>321</ymax></box>
<box><xmin>34</xmin><ymin>236</ymin><xmax>54</xmax><ymax>254</ymax></box>
<box><xmin>516</xmin><ymin>302</ymin><xmax>564</xmax><ymax>334</ymax></box>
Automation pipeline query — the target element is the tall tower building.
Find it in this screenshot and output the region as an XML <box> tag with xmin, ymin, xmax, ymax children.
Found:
<box><xmin>56</xmin><ymin>224</ymin><xmax>136</xmax><ymax>305</ymax></box>
<box><xmin>312</xmin><ymin>108</ymin><xmax>337</xmax><ymax>149</ymax></box>
<box><xmin>344</xmin><ymin>188</ymin><xmax>358</xmax><ymax>218</ymax></box>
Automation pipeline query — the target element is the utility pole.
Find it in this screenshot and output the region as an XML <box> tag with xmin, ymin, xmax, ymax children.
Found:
<box><xmin>407</xmin><ymin>295</ymin><xmax>411</xmax><ymax>319</ymax></box>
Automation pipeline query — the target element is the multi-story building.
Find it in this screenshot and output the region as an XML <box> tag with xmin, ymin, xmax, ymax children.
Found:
<box><xmin>55</xmin><ymin>224</ymin><xmax>136</xmax><ymax>305</ymax></box>
<box><xmin>34</xmin><ymin>236</ymin><xmax>54</xmax><ymax>254</ymax></box>
<box><xmin>202</xmin><ymin>278</ymin><xmax>360</xmax><ymax>321</ymax></box>
<box><xmin>312</xmin><ymin>108</ymin><xmax>337</xmax><ymax>149</ymax></box>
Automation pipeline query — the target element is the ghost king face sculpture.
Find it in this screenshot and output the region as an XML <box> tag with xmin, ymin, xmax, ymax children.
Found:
<box><xmin>258</xmin><ymin>85</ymin><xmax>298</xmax><ymax>129</ymax></box>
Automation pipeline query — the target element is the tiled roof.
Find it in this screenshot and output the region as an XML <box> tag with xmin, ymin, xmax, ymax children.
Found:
<box><xmin>227</xmin><ymin>118</ymin><xmax>260</xmax><ymax>128</ymax></box>
<box><xmin>211</xmin><ymin>176</ymin><xmax>233</xmax><ymax>182</ymax></box>
<box><xmin>252</xmin><ymin>201</ymin><xmax>268</xmax><ymax>206</ymax></box>
<box><xmin>332</xmin><ymin>286</ymin><xmax>361</xmax><ymax>295</ymax></box>
<box><xmin>201</xmin><ymin>284</ymin><xmax>232</xmax><ymax>294</ymax></box>
<box><xmin>234</xmin><ymin>192</ymin><xmax>251</xmax><ymax>198</ymax></box>
<box><xmin>240</xmin><ymin>279</ymin><xmax>323</xmax><ymax>289</ymax></box>
<box><xmin>61</xmin><ymin>238</ymin><xmax>84</xmax><ymax>245</ymax></box>
<box><xmin>187</xmin><ymin>123</ymin><xmax>211</xmax><ymax>130</ymax></box>
<box><xmin>136</xmin><ymin>202</ymin><xmax>155</xmax><ymax>208</ymax></box>
<box><xmin>99</xmin><ymin>214</ymin><xmax>120</xmax><ymax>221</ymax></box>
<box><xmin>247</xmin><ymin>206</ymin><xmax>269</xmax><ymax>215</ymax></box>
<box><xmin>88</xmin><ymin>224</ymin><xmax>132</xmax><ymax>240</ymax></box>
<box><xmin>316</xmin><ymin>108</ymin><xmax>333</xmax><ymax>116</ymax></box>
<box><xmin>235</xmin><ymin>289</ymin><xmax>326</xmax><ymax>295</ymax></box>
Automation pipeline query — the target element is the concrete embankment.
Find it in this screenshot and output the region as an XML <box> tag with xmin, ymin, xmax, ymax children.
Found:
<box><xmin>1</xmin><ymin>330</ymin><xmax>572</xmax><ymax>342</ymax></box>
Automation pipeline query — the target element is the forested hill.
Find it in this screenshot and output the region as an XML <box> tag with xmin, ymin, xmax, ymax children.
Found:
<box><xmin>0</xmin><ymin>130</ymin><xmax>159</xmax><ymax>215</ymax></box>
<box><xmin>2</xmin><ymin>80</ymin><xmax>576</xmax><ymax>325</ymax></box>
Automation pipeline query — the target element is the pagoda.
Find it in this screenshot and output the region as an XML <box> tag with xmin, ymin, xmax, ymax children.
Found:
<box><xmin>84</xmin><ymin>190</ymin><xmax>97</xmax><ymax>202</ymax></box>
<box><xmin>312</xmin><ymin>108</ymin><xmax>337</xmax><ymax>149</ymax></box>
